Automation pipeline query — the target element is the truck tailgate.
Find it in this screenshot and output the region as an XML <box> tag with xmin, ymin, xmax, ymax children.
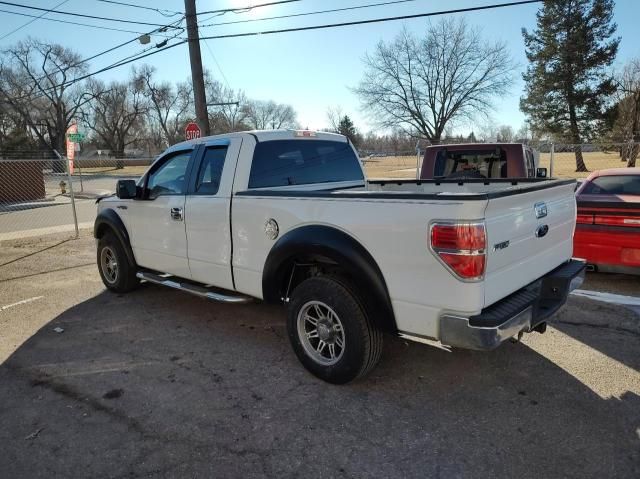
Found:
<box><xmin>483</xmin><ymin>181</ymin><xmax>577</xmax><ymax>307</ymax></box>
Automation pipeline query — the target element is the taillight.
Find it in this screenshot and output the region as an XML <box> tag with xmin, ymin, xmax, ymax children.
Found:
<box><xmin>430</xmin><ymin>222</ymin><xmax>486</xmax><ymax>281</ymax></box>
<box><xmin>594</xmin><ymin>215</ymin><xmax>640</xmax><ymax>227</ymax></box>
<box><xmin>576</xmin><ymin>214</ymin><xmax>594</xmax><ymax>224</ymax></box>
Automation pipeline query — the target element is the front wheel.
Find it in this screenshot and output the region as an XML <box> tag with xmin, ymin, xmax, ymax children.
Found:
<box><xmin>287</xmin><ymin>276</ymin><xmax>383</xmax><ymax>384</ymax></box>
<box><xmin>97</xmin><ymin>231</ymin><xmax>139</xmax><ymax>293</ymax></box>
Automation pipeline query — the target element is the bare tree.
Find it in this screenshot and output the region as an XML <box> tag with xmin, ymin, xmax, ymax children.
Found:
<box><xmin>245</xmin><ymin>100</ymin><xmax>297</xmax><ymax>130</ymax></box>
<box><xmin>497</xmin><ymin>125</ymin><xmax>515</xmax><ymax>142</ymax></box>
<box><xmin>326</xmin><ymin>105</ymin><xmax>344</xmax><ymax>132</ymax></box>
<box><xmin>354</xmin><ymin>18</ymin><xmax>514</xmax><ymax>143</ymax></box>
<box><xmin>82</xmin><ymin>75</ymin><xmax>147</xmax><ymax>161</ymax></box>
<box><xmin>0</xmin><ymin>39</ymin><xmax>94</xmax><ymax>160</ymax></box>
<box><xmin>614</xmin><ymin>58</ymin><xmax>640</xmax><ymax>167</ymax></box>
<box><xmin>135</xmin><ymin>65</ymin><xmax>193</xmax><ymax>147</ymax></box>
<box><xmin>205</xmin><ymin>76</ymin><xmax>248</xmax><ymax>132</ymax></box>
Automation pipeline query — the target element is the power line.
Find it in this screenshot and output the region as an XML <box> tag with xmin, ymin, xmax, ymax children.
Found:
<box><xmin>0</xmin><ymin>7</ymin><xmax>149</xmax><ymax>34</ymax></box>
<box><xmin>10</xmin><ymin>0</ymin><xmax>543</xmax><ymax>102</ymax></box>
<box><xmin>0</xmin><ymin>0</ymin><xmax>69</xmax><ymax>41</ymax></box>
<box><xmin>200</xmin><ymin>0</ymin><xmax>543</xmax><ymax>41</ymax></box>
<box><xmin>93</xmin><ymin>0</ymin><xmax>182</xmax><ymax>17</ymax></box>
<box><xmin>66</xmin><ymin>39</ymin><xmax>187</xmax><ymax>89</ymax></box>
<box><xmin>200</xmin><ymin>0</ymin><xmax>420</xmax><ymax>29</ymax></box>
<box><xmin>5</xmin><ymin>17</ymin><xmax>185</xmax><ymax>102</ymax></box>
<box><xmin>198</xmin><ymin>0</ymin><xmax>304</xmax><ymax>16</ymax></box>
<box><xmin>203</xmin><ymin>39</ymin><xmax>231</xmax><ymax>89</ymax></box>
<box><xmin>0</xmin><ymin>1</ymin><xmax>180</xmax><ymax>27</ymax></box>
<box><xmin>74</xmin><ymin>19</ymin><xmax>184</xmax><ymax>71</ymax></box>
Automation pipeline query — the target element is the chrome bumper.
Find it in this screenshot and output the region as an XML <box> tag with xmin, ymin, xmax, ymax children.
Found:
<box><xmin>440</xmin><ymin>259</ymin><xmax>586</xmax><ymax>351</ymax></box>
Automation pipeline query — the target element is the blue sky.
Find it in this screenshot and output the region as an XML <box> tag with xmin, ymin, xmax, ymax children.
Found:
<box><xmin>1</xmin><ymin>0</ymin><xmax>638</xmax><ymax>135</ymax></box>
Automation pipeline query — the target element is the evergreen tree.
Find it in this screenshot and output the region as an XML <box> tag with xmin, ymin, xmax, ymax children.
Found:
<box><xmin>520</xmin><ymin>0</ymin><xmax>619</xmax><ymax>171</ymax></box>
<box><xmin>338</xmin><ymin>115</ymin><xmax>358</xmax><ymax>146</ymax></box>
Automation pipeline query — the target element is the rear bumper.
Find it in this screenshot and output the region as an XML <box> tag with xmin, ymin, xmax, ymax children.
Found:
<box><xmin>440</xmin><ymin>259</ymin><xmax>586</xmax><ymax>350</ymax></box>
<box><xmin>574</xmin><ymin>225</ymin><xmax>640</xmax><ymax>272</ymax></box>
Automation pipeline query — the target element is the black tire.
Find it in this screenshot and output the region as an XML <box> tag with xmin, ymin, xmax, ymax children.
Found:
<box><xmin>97</xmin><ymin>231</ymin><xmax>139</xmax><ymax>293</ymax></box>
<box><xmin>287</xmin><ymin>276</ymin><xmax>383</xmax><ymax>384</ymax></box>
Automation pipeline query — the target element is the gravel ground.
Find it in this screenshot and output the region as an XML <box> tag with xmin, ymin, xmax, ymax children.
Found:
<box><xmin>0</xmin><ymin>233</ymin><xmax>638</xmax><ymax>478</ymax></box>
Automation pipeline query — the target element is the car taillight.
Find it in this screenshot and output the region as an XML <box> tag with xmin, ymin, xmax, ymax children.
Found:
<box><xmin>430</xmin><ymin>222</ymin><xmax>486</xmax><ymax>281</ymax></box>
<box><xmin>576</xmin><ymin>214</ymin><xmax>594</xmax><ymax>224</ymax></box>
<box><xmin>594</xmin><ymin>215</ymin><xmax>640</xmax><ymax>227</ymax></box>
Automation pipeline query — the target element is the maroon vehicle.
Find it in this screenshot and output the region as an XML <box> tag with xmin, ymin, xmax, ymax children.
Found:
<box><xmin>420</xmin><ymin>143</ymin><xmax>546</xmax><ymax>180</ymax></box>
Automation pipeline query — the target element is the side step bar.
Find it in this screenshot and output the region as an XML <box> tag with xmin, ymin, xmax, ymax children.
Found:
<box><xmin>136</xmin><ymin>271</ymin><xmax>252</xmax><ymax>304</ymax></box>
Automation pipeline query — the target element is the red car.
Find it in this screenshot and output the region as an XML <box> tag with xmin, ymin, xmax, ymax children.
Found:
<box><xmin>574</xmin><ymin>168</ymin><xmax>640</xmax><ymax>274</ymax></box>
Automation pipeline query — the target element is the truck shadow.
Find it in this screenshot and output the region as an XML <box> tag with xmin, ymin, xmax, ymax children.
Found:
<box><xmin>1</xmin><ymin>284</ymin><xmax>638</xmax><ymax>478</ymax></box>
<box><xmin>552</xmin><ymin>295</ymin><xmax>640</xmax><ymax>372</ymax></box>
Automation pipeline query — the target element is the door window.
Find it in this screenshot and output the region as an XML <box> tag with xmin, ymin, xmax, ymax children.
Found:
<box><xmin>147</xmin><ymin>151</ymin><xmax>192</xmax><ymax>198</ymax></box>
<box><xmin>195</xmin><ymin>146</ymin><xmax>228</xmax><ymax>195</ymax></box>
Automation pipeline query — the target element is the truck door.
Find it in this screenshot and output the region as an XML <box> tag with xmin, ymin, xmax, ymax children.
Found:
<box><xmin>125</xmin><ymin>148</ymin><xmax>194</xmax><ymax>279</ymax></box>
<box><xmin>185</xmin><ymin>138</ymin><xmax>242</xmax><ymax>290</ymax></box>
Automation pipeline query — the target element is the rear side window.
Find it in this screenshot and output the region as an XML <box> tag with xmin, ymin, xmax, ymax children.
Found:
<box><xmin>248</xmin><ymin>140</ymin><xmax>363</xmax><ymax>188</ymax></box>
<box><xmin>582</xmin><ymin>175</ymin><xmax>640</xmax><ymax>196</ymax></box>
<box><xmin>195</xmin><ymin>146</ymin><xmax>228</xmax><ymax>195</ymax></box>
<box><xmin>434</xmin><ymin>148</ymin><xmax>507</xmax><ymax>178</ymax></box>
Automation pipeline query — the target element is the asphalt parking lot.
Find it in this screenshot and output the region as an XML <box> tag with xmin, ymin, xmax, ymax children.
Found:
<box><xmin>0</xmin><ymin>232</ymin><xmax>638</xmax><ymax>478</ymax></box>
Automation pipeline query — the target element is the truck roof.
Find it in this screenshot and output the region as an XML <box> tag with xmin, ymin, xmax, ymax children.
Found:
<box><xmin>166</xmin><ymin>129</ymin><xmax>348</xmax><ymax>154</ymax></box>
<box><xmin>426</xmin><ymin>143</ymin><xmax>527</xmax><ymax>150</ymax></box>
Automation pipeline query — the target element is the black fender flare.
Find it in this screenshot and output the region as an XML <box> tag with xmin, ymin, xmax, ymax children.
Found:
<box><xmin>262</xmin><ymin>225</ymin><xmax>397</xmax><ymax>333</ymax></box>
<box><xmin>94</xmin><ymin>208</ymin><xmax>136</xmax><ymax>267</ymax></box>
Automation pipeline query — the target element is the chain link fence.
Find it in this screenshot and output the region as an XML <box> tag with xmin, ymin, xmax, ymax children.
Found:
<box><xmin>360</xmin><ymin>150</ymin><xmax>421</xmax><ymax>178</ymax></box>
<box><xmin>535</xmin><ymin>142</ymin><xmax>639</xmax><ymax>180</ymax></box>
<box><xmin>0</xmin><ymin>150</ymin><xmax>157</xmax><ymax>242</ymax></box>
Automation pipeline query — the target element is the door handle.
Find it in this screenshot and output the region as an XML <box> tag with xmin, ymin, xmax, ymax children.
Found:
<box><xmin>170</xmin><ymin>207</ymin><xmax>183</xmax><ymax>221</ymax></box>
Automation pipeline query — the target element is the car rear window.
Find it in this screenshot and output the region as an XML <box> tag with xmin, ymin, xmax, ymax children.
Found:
<box><xmin>434</xmin><ymin>148</ymin><xmax>508</xmax><ymax>178</ymax></box>
<box><xmin>248</xmin><ymin>139</ymin><xmax>363</xmax><ymax>188</ymax></box>
<box><xmin>581</xmin><ymin>175</ymin><xmax>640</xmax><ymax>196</ymax></box>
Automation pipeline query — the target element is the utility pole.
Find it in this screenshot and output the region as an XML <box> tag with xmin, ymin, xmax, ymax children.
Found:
<box><xmin>184</xmin><ymin>0</ymin><xmax>210</xmax><ymax>136</ymax></box>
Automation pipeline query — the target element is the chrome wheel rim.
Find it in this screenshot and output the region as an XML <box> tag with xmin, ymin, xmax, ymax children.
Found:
<box><xmin>297</xmin><ymin>301</ymin><xmax>345</xmax><ymax>366</ymax></box>
<box><xmin>100</xmin><ymin>246</ymin><xmax>118</xmax><ymax>284</ymax></box>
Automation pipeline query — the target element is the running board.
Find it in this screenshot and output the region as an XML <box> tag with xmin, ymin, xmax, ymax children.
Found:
<box><xmin>136</xmin><ymin>271</ymin><xmax>252</xmax><ymax>304</ymax></box>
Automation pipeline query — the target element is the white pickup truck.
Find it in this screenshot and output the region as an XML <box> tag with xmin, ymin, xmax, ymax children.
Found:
<box><xmin>95</xmin><ymin>130</ymin><xmax>585</xmax><ymax>384</ymax></box>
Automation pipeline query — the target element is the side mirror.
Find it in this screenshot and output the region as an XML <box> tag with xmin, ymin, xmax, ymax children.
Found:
<box><xmin>116</xmin><ymin>179</ymin><xmax>137</xmax><ymax>199</ymax></box>
<box><xmin>536</xmin><ymin>167</ymin><xmax>548</xmax><ymax>178</ymax></box>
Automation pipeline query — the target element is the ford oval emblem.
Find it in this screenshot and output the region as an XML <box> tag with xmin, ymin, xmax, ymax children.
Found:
<box><xmin>534</xmin><ymin>202</ymin><xmax>548</xmax><ymax>219</ymax></box>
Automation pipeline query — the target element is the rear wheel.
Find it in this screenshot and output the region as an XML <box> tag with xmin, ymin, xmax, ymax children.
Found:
<box><xmin>97</xmin><ymin>231</ymin><xmax>139</xmax><ymax>293</ymax></box>
<box><xmin>287</xmin><ymin>276</ymin><xmax>383</xmax><ymax>384</ymax></box>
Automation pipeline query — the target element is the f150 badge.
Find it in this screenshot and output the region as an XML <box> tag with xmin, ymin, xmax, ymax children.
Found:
<box><xmin>493</xmin><ymin>240</ymin><xmax>510</xmax><ymax>251</ymax></box>
<box><xmin>534</xmin><ymin>202</ymin><xmax>548</xmax><ymax>219</ymax></box>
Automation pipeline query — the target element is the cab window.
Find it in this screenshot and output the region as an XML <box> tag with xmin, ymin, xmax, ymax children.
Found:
<box><xmin>249</xmin><ymin>139</ymin><xmax>363</xmax><ymax>188</ymax></box>
<box><xmin>434</xmin><ymin>149</ymin><xmax>507</xmax><ymax>178</ymax></box>
<box><xmin>195</xmin><ymin>146</ymin><xmax>228</xmax><ymax>195</ymax></box>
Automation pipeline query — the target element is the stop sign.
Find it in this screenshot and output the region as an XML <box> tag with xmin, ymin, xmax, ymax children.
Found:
<box><xmin>185</xmin><ymin>122</ymin><xmax>202</xmax><ymax>141</ymax></box>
